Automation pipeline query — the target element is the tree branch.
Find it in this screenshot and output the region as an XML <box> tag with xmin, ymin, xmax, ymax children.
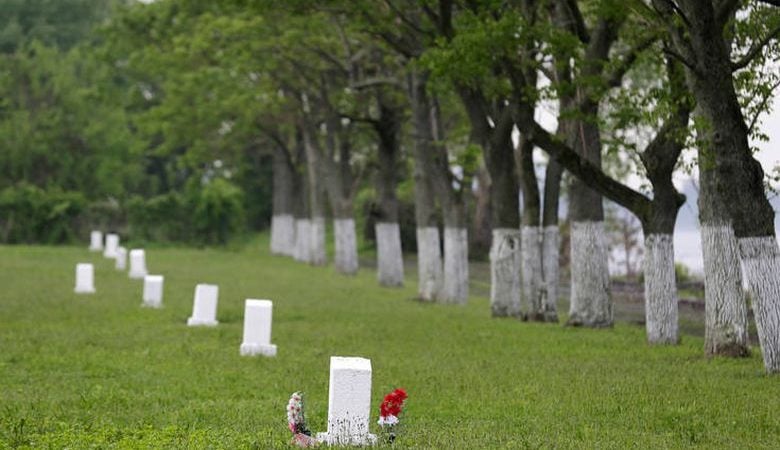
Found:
<box><xmin>748</xmin><ymin>78</ymin><xmax>780</xmax><ymax>134</ymax></box>
<box><xmin>606</xmin><ymin>35</ymin><xmax>658</xmax><ymax>88</ymax></box>
<box><xmin>350</xmin><ymin>76</ymin><xmax>403</xmax><ymax>90</ymax></box>
<box><xmin>715</xmin><ymin>0</ymin><xmax>741</xmax><ymax>26</ymax></box>
<box><xmin>731</xmin><ymin>24</ymin><xmax>780</xmax><ymax>71</ymax></box>
<box><xmin>521</xmin><ymin>120</ymin><xmax>652</xmax><ymax>218</ymax></box>
<box><xmin>560</xmin><ymin>0</ymin><xmax>590</xmax><ymax>43</ymax></box>
<box><xmin>384</xmin><ymin>0</ymin><xmax>427</xmax><ymax>36</ymax></box>
<box><xmin>662</xmin><ymin>46</ymin><xmax>699</xmax><ymax>75</ymax></box>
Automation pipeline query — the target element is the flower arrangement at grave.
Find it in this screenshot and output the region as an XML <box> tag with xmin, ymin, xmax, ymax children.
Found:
<box><xmin>377</xmin><ymin>388</ymin><xmax>407</xmax><ymax>443</ymax></box>
<box><xmin>287</xmin><ymin>392</ymin><xmax>318</xmax><ymax>447</ymax></box>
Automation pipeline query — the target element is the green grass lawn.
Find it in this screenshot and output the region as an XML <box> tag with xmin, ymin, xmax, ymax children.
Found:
<box><xmin>1</xmin><ymin>236</ymin><xmax>779</xmax><ymax>449</ymax></box>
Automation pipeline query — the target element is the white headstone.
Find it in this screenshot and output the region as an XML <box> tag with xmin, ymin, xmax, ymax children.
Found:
<box><xmin>239</xmin><ymin>299</ymin><xmax>277</xmax><ymax>356</ymax></box>
<box><xmin>115</xmin><ymin>247</ymin><xmax>127</xmax><ymax>270</ymax></box>
<box><xmin>187</xmin><ymin>284</ymin><xmax>219</xmax><ymax>326</ymax></box>
<box><xmin>89</xmin><ymin>231</ymin><xmax>103</xmax><ymax>252</ymax></box>
<box><xmin>103</xmin><ymin>233</ymin><xmax>119</xmax><ymax>258</ymax></box>
<box><xmin>142</xmin><ymin>275</ymin><xmax>164</xmax><ymax>308</ymax></box>
<box><xmin>128</xmin><ymin>249</ymin><xmax>148</xmax><ymax>279</ymax></box>
<box><xmin>74</xmin><ymin>263</ymin><xmax>95</xmax><ymax>294</ymax></box>
<box><xmin>317</xmin><ymin>357</ymin><xmax>376</xmax><ymax>446</ymax></box>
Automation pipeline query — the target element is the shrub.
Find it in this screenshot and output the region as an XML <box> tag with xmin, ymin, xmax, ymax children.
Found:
<box><xmin>675</xmin><ymin>262</ymin><xmax>692</xmax><ymax>283</ymax></box>
<box><xmin>192</xmin><ymin>178</ymin><xmax>245</xmax><ymax>245</ymax></box>
<box><xmin>126</xmin><ymin>192</ymin><xmax>191</xmax><ymax>243</ymax></box>
<box><xmin>0</xmin><ymin>183</ymin><xmax>86</xmax><ymax>244</ymax></box>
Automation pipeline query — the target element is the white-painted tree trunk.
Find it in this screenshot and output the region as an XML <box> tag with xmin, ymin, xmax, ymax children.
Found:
<box><xmin>376</xmin><ymin>222</ymin><xmax>404</xmax><ymax>287</ymax></box>
<box><xmin>333</xmin><ymin>218</ymin><xmax>358</xmax><ymax>275</ymax></box>
<box><xmin>738</xmin><ymin>236</ymin><xmax>780</xmax><ymax>373</ymax></box>
<box><xmin>270</xmin><ymin>214</ymin><xmax>295</xmax><ymax>256</ymax></box>
<box><xmin>568</xmin><ymin>221</ymin><xmax>612</xmax><ymax>326</ymax></box>
<box><xmin>442</xmin><ymin>227</ymin><xmax>469</xmax><ymax>304</ymax></box>
<box><xmin>701</xmin><ymin>226</ymin><xmax>749</xmax><ymax>356</ymax></box>
<box><xmin>310</xmin><ymin>217</ymin><xmax>327</xmax><ymax>266</ymax></box>
<box><xmin>643</xmin><ymin>234</ymin><xmax>678</xmax><ymax>344</ymax></box>
<box><xmin>294</xmin><ymin>219</ymin><xmax>311</xmax><ymax>263</ymax></box>
<box><xmin>522</xmin><ymin>226</ymin><xmax>543</xmax><ymax>319</ymax></box>
<box><xmin>541</xmin><ymin>226</ymin><xmax>560</xmax><ymax>321</ymax></box>
<box><xmin>489</xmin><ymin>228</ymin><xmax>521</xmax><ymax>317</ymax></box>
<box><xmin>416</xmin><ymin>227</ymin><xmax>442</xmax><ymax>301</ymax></box>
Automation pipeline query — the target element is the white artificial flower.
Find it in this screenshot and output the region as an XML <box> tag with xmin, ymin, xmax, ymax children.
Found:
<box><xmin>377</xmin><ymin>414</ymin><xmax>398</xmax><ymax>426</ymax></box>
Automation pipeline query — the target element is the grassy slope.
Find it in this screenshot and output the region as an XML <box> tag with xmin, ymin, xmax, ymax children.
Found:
<box><xmin>1</xmin><ymin>237</ymin><xmax>779</xmax><ymax>449</ymax></box>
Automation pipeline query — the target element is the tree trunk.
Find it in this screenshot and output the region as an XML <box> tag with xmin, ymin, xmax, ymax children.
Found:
<box><xmin>442</xmin><ymin>226</ymin><xmax>468</xmax><ymax>303</ymax></box>
<box><xmin>375</xmin><ymin>222</ymin><xmax>404</xmax><ymax>286</ymax></box>
<box><xmin>374</xmin><ymin>95</ymin><xmax>404</xmax><ymax>287</ymax></box>
<box><xmin>293</xmin><ymin>142</ymin><xmax>311</xmax><ymax>263</ymax></box>
<box><xmin>701</xmin><ymin>224</ymin><xmax>748</xmax><ymax>356</ymax></box>
<box><xmin>696</xmin><ymin>150</ymin><xmax>749</xmax><ymax>356</ymax></box>
<box><xmin>643</xmin><ymin>233</ymin><xmax>678</xmax><ymax>344</ymax></box>
<box><xmin>566</xmin><ymin>117</ymin><xmax>612</xmax><ymax>327</ymax></box>
<box><xmin>432</xmin><ymin>99</ymin><xmax>469</xmax><ymax>305</ymax></box>
<box><xmin>458</xmin><ymin>87</ymin><xmax>518</xmax><ymax>310</ymax></box>
<box><xmin>669</xmin><ymin>0</ymin><xmax>773</xmax><ymax>364</ymax></box>
<box><xmin>323</xmin><ymin>176</ymin><xmax>358</xmax><ymax>275</ymax></box>
<box><xmin>333</xmin><ymin>216</ymin><xmax>358</xmax><ymax>275</ymax></box>
<box><xmin>471</xmin><ymin>166</ymin><xmax>493</xmax><ymax>258</ymax></box>
<box><xmin>518</xmin><ymin>135</ymin><xmax>547</xmax><ymax>321</ymax></box>
<box><xmin>271</xmin><ymin>145</ymin><xmax>296</xmax><ymax>256</ymax></box>
<box><xmin>489</xmin><ymin>228</ymin><xmax>521</xmax><ymax>316</ymax></box>
<box><xmin>409</xmin><ymin>69</ymin><xmax>442</xmax><ymax>301</ymax></box>
<box><xmin>541</xmin><ymin>160</ymin><xmax>562</xmax><ymax>322</ymax></box>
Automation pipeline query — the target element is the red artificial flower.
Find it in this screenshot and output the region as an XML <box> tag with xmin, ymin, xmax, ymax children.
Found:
<box><xmin>379</xmin><ymin>388</ymin><xmax>407</xmax><ymax>418</ymax></box>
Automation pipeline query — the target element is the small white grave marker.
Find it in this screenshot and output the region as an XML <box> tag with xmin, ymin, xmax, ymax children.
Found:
<box><xmin>317</xmin><ymin>356</ymin><xmax>376</xmax><ymax>446</ymax></box>
<box><xmin>103</xmin><ymin>233</ymin><xmax>119</xmax><ymax>258</ymax></box>
<box><xmin>89</xmin><ymin>231</ymin><xmax>103</xmax><ymax>252</ymax></box>
<box><xmin>128</xmin><ymin>249</ymin><xmax>148</xmax><ymax>279</ymax></box>
<box><xmin>115</xmin><ymin>247</ymin><xmax>127</xmax><ymax>270</ymax></box>
<box><xmin>240</xmin><ymin>299</ymin><xmax>277</xmax><ymax>356</ymax></box>
<box><xmin>187</xmin><ymin>284</ymin><xmax>219</xmax><ymax>326</ymax></box>
<box><xmin>74</xmin><ymin>263</ymin><xmax>95</xmax><ymax>294</ymax></box>
<box><xmin>142</xmin><ymin>275</ymin><xmax>164</xmax><ymax>308</ymax></box>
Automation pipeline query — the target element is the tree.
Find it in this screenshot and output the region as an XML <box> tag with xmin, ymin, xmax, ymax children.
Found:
<box><xmin>647</xmin><ymin>0</ymin><xmax>780</xmax><ymax>370</ymax></box>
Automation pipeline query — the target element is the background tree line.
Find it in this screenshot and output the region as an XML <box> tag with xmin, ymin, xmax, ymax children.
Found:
<box><xmin>2</xmin><ymin>0</ymin><xmax>780</xmax><ymax>373</ymax></box>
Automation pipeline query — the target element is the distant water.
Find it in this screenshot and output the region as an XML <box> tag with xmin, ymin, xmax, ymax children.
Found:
<box><xmin>673</xmin><ymin>229</ymin><xmax>705</xmax><ymax>274</ymax></box>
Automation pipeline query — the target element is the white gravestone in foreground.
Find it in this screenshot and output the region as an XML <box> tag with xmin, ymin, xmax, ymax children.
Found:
<box><xmin>187</xmin><ymin>284</ymin><xmax>219</xmax><ymax>326</ymax></box>
<box><xmin>317</xmin><ymin>357</ymin><xmax>376</xmax><ymax>446</ymax></box>
<box><xmin>103</xmin><ymin>233</ymin><xmax>119</xmax><ymax>259</ymax></box>
<box><xmin>240</xmin><ymin>299</ymin><xmax>277</xmax><ymax>356</ymax></box>
<box><xmin>142</xmin><ymin>275</ymin><xmax>164</xmax><ymax>308</ymax></box>
<box><xmin>74</xmin><ymin>263</ymin><xmax>95</xmax><ymax>294</ymax></box>
<box><xmin>128</xmin><ymin>249</ymin><xmax>148</xmax><ymax>279</ymax></box>
<box><xmin>115</xmin><ymin>247</ymin><xmax>127</xmax><ymax>270</ymax></box>
<box><xmin>89</xmin><ymin>231</ymin><xmax>103</xmax><ymax>252</ymax></box>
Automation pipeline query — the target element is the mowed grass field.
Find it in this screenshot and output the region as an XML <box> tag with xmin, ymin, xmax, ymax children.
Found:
<box><xmin>1</xmin><ymin>236</ymin><xmax>779</xmax><ymax>449</ymax></box>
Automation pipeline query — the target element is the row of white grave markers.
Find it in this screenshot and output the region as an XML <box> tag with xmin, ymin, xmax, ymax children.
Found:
<box><xmin>79</xmin><ymin>231</ymin><xmax>278</xmax><ymax>358</ymax></box>
<box><xmin>83</xmin><ymin>231</ymin><xmax>376</xmax><ymax>446</ymax></box>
